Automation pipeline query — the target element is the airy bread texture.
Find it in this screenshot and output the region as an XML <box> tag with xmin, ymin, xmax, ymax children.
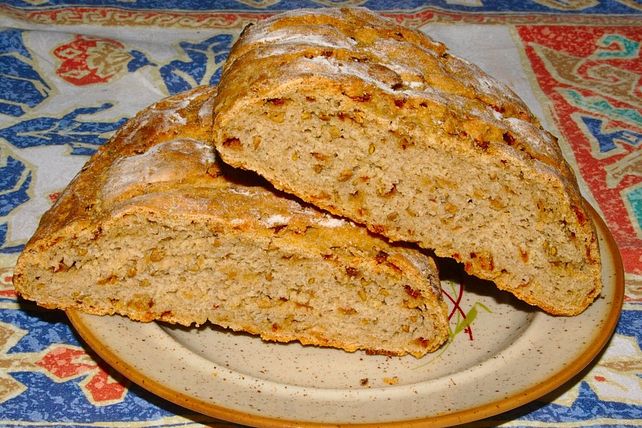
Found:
<box><xmin>13</xmin><ymin>86</ymin><xmax>449</xmax><ymax>357</ymax></box>
<box><xmin>213</xmin><ymin>8</ymin><xmax>602</xmax><ymax>316</ymax></box>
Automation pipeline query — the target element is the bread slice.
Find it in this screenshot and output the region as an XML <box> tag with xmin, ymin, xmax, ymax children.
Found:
<box><xmin>212</xmin><ymin>8</ymin><xmax>602</xmax><ymax>316</ymax></box>
<box><xmin>13</xmin><ymin>86</ymin><xmax>449</xmax><ymax>357</ymax></box>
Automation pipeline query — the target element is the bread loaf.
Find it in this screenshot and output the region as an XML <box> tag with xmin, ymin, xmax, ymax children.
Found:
<box><xmin>13</xmin><ymin>86</ymin><xmax>449</xmax><ymax>357</ymax></box>
<box><xmin>213</xmin><ymin>8</ymin><xmax>602</xmax><ymax>316</ymax></box>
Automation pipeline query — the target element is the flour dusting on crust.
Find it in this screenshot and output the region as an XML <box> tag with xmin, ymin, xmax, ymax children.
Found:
<box><xmin>103</xmin><ymin>139</ymin><xmax>214</xmax><ymax>202</ymax></box>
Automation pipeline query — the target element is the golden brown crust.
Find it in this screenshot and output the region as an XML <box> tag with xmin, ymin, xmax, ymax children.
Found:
<box><xmin>28</xmin><ymin>86</ymin><xmax>217</xmax><ymax>247</ymax></box>
<box><xmin>217</xmin><ymin>7</ymin><xmax>577</xmax><ymax>187</ymax></box>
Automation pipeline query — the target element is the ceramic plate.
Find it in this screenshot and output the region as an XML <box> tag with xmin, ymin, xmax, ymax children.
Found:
<box><xmin>68</xmin><ymin>205</ymin><xmax>624</xmax><ymax>427</ymax></box>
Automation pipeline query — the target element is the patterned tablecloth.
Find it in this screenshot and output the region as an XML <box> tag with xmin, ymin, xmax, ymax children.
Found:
<box><xmin>0</xmin><ymin>1</ymin><xmax>640</xmax><ymax>427</ymax></box>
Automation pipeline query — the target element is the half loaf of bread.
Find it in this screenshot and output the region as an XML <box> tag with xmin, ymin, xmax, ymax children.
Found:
<box><xmin>213</xmin><ymin>8</ymin><xmax>602</xmax><ymax>316</ymax></box>
<box><xmin>13</xmin><ymin>86</ymin><xmax>449</xmax><ymax>357</ymax></box>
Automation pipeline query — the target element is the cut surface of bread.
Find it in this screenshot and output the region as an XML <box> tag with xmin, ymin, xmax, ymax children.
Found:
<box><xmin>13</xmin><ymin>86</ymin><xmax>449</xmax><ymax>357</ymax></box>
<box><xmin>213</xmin><ymin>7</ymin><xmax>602</xmax><ymax>316</ymax></box>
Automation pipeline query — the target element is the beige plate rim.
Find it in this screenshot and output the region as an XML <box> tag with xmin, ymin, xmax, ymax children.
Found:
<box><xmin>67</xmin><ymin>203</ymin><xmax>624</xmax><ymax>427</ymax></box>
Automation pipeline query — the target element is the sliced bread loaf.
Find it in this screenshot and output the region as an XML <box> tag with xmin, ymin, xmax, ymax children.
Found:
<box><xmin>13</xmin><ymin>86</ymin><xmax>449</xmax><ymax>357</ymax></box>
<box><xmin>212</xmin><ymin>8</ymin><xmax>602</xmax><ymax>315</ymax></box>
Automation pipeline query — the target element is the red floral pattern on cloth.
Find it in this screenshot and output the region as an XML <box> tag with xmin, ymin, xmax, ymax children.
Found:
<box><xmin>517</xmin><ymin>25</ymin><xmax>642</xmax><ymax>274</ymax></box>
<box><xmin>36</xmin><ymin>345</ymin><xmax>128</xmax><ymax>405</ymax></box>
<box><xmin>53</xmin><ymin>35</ymin><xmax>132</xmax><ymax>85</ymax></box>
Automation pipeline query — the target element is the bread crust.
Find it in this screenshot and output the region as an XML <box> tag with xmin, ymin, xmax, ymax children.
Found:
<box><xmin>213</xmin><ymin>8</ymin><xmax>602</xmax><ymax>315</ymax></box>
<box><xmin>13</xmin><ymin>86</ymin><xmax>449</xmax><ymax>357</ymax></box>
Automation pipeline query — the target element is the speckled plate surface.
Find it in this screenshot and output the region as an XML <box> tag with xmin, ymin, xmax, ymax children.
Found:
<box><xmin>68</xmin><ymin>205</ymin><xmax>623</xmax><ymax>427</ymax></box>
